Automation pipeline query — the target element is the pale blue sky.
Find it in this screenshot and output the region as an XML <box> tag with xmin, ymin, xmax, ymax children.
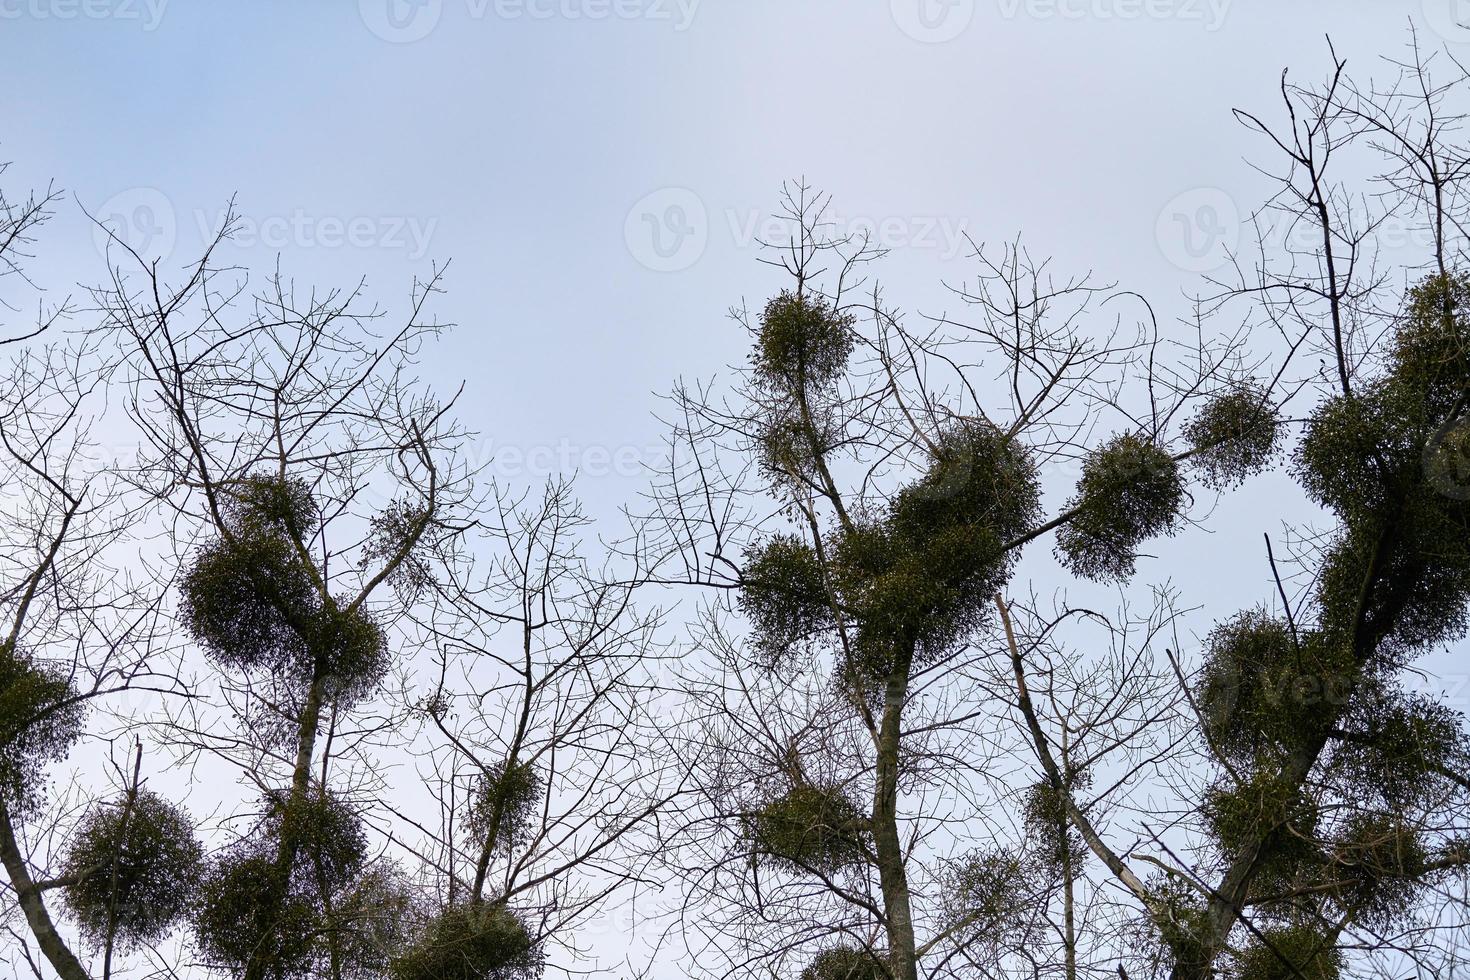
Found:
<box><xmin>3</xmin><ymin>0</ymin><xmax>1448</xmax><ymax>613</ymax></box>
<box><xmin>5</xmin><ymin>2</ymin><xmax>1449</xmax><ymax>513</ymax></box>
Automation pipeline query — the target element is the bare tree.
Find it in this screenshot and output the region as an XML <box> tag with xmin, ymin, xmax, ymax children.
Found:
<box><xmin>79</xmin><ymin>204</ymin><xmax>677</xmax><ymax>980</ymax></box>
<box><xmin>1</xmin><ymin>161</ymin><xmax>67</xmax><ymax>347</ymax></box>
<box><xmin>642</xmin><ymin>182</ymin><xmax>1267</xmax><ymax>980</ymax></box>
<box><xmin>2</xmin><ymin>171</ymin><xmax>680</xmax><ymax>980</ymax></box>
<box><xmin>402</xmin><ymin>475</ymin><xmax>681</xmax><ymax>977</ymax></box>
<box><xmin>1005</xmin><ymin>34</ymin><xmax>1470</xmax><ymax>980</ymax></box>
<box><xmin>0</xmin><ymin>169</ymin><xmax>187</xmax><ymax>980</ymax></box>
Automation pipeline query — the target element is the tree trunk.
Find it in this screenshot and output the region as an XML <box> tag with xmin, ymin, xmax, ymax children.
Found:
<box><xmin>242</xmin><ymin>671</ymin><xmax>327</xmax><ymax>980</ymax></box>
<box><xmin>873</xmin><ymin>645</ymin><xmax>919</xmax><ymax>980</ymax></box>
<box><xmin>0</xmin><ymin>798</ymin><xmax>91</xmax><ymax>980</ymax></box>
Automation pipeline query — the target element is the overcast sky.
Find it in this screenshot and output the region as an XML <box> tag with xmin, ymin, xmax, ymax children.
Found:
<box><xmin>3</xmin><ymin>1</ymin><xmax>1468</xmax><ymax>974</ymax></box>
<box><xmin>4</xmin><ymin>0</ymin><xmax>1456</xmax><ymax>644</ymax></box>
<box><xmin>5</xmin><ymin>0</ymin><xmax>1458</xmax><ymax>498</ymax></box>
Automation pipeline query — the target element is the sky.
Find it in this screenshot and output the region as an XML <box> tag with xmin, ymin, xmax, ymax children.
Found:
<box><xmin>4</xmin><ymin>0</ymin><xmax>1460</xmax><ymax>506</ymax></box>
<box><xmin>4</xmin><ymin>0</ymin><xmax>1470</xmax><ymax>976</ymax></box>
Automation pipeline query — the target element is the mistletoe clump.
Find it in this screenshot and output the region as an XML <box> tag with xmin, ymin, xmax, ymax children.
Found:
<box><xmin>942</xmin><ymin>847</ymin><xmax>1031</xmax><ymax>943</ymax></box>
<box><xmin>1197</xmin><ymin>610</ymin><xmax>1297</xmax><ymax>757</ymax></box>
<box><xmin>829</xmin><ymin>520</ymin><xmax>925</xmax><ymax>681</ymax></box>
<box><xmin>1184</xmin><ymin>386</ymin><xmax>1283</xmax><ymax>489</ymax></box>
<box><xmin>61</xmin><ymin>789</ymin><xmax>203</xmax><ymax>950</ymax></box>
<box><xmin>390</xmin><ymin>903</ymin><xmax>543</xmax><ymax>980</ymax></box>
<box><xmin>1235</xmin><ymin>924</ymin><xmax>1341</xmax><ymax>980</ymax></box>
<box><xmin>229</xmin><ymin>473</ymin><xmax>321</xmax><ymax>532</ymax></box>
<box><xmin>1308</xmin><ymin>466</ymin><xmax>1470</xmax><ymax>661</ymax></box>
<box><xmin>1424</xmin><ymin>417</ymin><xmax>1470</xmax><ymax>500</ymax></box>
<box><xmin>179</xmin><ymin>523</ymin><xmax>317</xmax><ymax>673</ymax></box>
<box><xmin>194</xmin><ymin>788</ymin><xmax>373</xmax><ymax>980</ymax></box>
<box><xmin>1293</xmin><ymin>384</ymin><xmax>1416</xmax><ymax>523</ymax></box>
<box><xmin>0</xmin><ymin>641</ymin><xmax>84</xmax><ymax>813</ymax></box>
<box><xmin>1393</xmin><ymin>271</ymin><xmax>1470</xmax><ymax>410</ymax></box>
<box><xmin>312</xmin><ymin>604</ymin><xmax>391</xmax><ymax>707</ymax></box>
<box><xmin>753</xmin><ymin>292</ymin><xmax>855</xmax><ymax>395</ymax></box>
<box><xmin>799</xmin><ymin>946</ymin><xmax>887</xmax><ymax>980</ymax></box>
<box><xmin>328</xmin><ymin>866</ymin><xmax>417</xmax><ymax>977</ymax></box>
<box><xmin>194</xmin><ymin>851</ymin><xmax>317</xmax><ymax>980</ymax></box>
<box><xmin>751</xmin><ymin>782</ymin><xmax>869</xmax><ymax>875</ymax></box>
<box><xmin>1023</xmin><ymin>774</ymin><xmax>1089</xmax><ymax>873</ymax></box>
<box><xmin>740</xmin><ymin>534</ymin><xmax>832</xmax><ymax>670</ymax></box>
<box><xmin>758</xmin><ymin>412</ymin><xmax>829</xmax><ymax>486</ymax></box>
<box><xmin>262</xmin><ymin>787</ymin><xmax>369</xmax><ymax>888</ymax></box>
<box><xmin>1204</xmin><ymin>770</ymin><xmax>1321</xmax><ymax>899</ymax></box>
<box><xmin>179</xmin><ymin>474</ymin><xmax>389</xmax><ymax>706</ymax></box>
<box><xmin>1334</xmin><ymin>688</ymin><xmax>1468</xmax><ymax>813</ymax></box>
<box><xmin>468</xmin><ymin>760</ymin><xmax>542</xmax><ymax>852</ymax></box>
<box><xmin>1196</xmin><ymin>611</ymin><xmax>1352</xmax><ymax>762</ymax></box>
<box><xmin>1056</xmin><ymin>433</ymin><xmax>1184</xmax><ymax>582</ymax></box>
<box><xmin>1327</xmin><ymin>813</ymin><xmax>1429</xmax><ymax>928</ymax></box>
<box><xmin>751</xmin><ymin>293</ymin><xmax>854</xmax><ymax>485</ymax></box>
<box><xmin>832</xmin><ymin>423</ymin><xmax>1039</xmax><ymax>679</ymax></box>
<box><xmin>740</xmin><ymin>423</ymin><xmax>1039</xmax><ymax>685</ymax></box>
<box><xmin>362</xmin><ymin>497</ymin><xmax>435</xmax><ymax>600</ymax></box>
<box><xmin>1293</xmin><ymin>345</ymin><xmax>1470</xmax><ymax>661</ymax></box>
<box><xmin>888</xmin><ymin>423</ymin><xmax>1040</xmax><ymax>548</ymax></box>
